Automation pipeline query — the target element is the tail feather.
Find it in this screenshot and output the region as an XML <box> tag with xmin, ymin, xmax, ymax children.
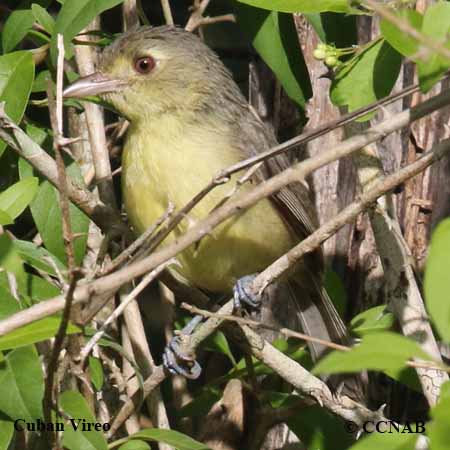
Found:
<box><xmin>288</xmin><ymin>276</ymin><xmax>366</xmax><ymax>401</ymax></box>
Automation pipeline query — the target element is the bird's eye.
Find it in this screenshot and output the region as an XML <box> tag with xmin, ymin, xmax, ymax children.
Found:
<box><xmin>134</xmin><ymin>56</ymin><xmax>155</xmax><ymax>74</ymax></box>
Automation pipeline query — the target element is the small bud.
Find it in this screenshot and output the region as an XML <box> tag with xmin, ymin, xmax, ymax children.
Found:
<box><xmin>313</xmin><ymin>49</ymin><xmax>327</xmax><ymax>60</ymax></box>
<box><xmin>317</xmin><ymin>42</ymin><xmax>327</xmax><ymax>51</ymax></box>
<box><xmin>325</xmin><ymin>55</ymin><xmax>338</xmax><ymax>67</ymax></box>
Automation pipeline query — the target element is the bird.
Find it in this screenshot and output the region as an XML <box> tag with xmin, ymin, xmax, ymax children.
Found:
<box><xmin>64</xmin><ymin>25</ymin><xmax>357</xmax><ymax>390</ymax></box>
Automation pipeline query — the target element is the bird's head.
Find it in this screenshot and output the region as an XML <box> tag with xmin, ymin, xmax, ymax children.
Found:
<box><xmin>64</xmin><ymin>26</ymin><xmax>238</xmax><ymax>123</ymax></box>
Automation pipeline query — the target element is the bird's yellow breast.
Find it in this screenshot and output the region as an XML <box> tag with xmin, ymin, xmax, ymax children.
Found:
<box><xmin>122</xmin><ymin>114</ymin><xmax>296</xmax><ymax>293</ymax></box>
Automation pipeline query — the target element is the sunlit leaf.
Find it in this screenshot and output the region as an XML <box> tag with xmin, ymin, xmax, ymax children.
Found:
<box><xmin>424</xmin><ymin>218</ymin><xmax>450</xmax><ymax>342</ymax></box>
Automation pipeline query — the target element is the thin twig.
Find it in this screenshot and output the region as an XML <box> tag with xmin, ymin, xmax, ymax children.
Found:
<box><xmin>186</xmin><ymin>13</ymin><xmax>236</xmax><ymax>32</ymax></box>
<box><xmin>185</xmin><ymin>0</ymin><xmax>211</xmax><ymax>31</ymax></box>
<box><xmin>74</xmin><ymin>22</ymin><xmax>117</xmax><ymax>210</ymax></box>
<box><xmin>80</xmin><ymin>259</ymin><xmax>175</xmax><ymax>363</ymax></box>
<box><xmin>43</xmin><ymin>34</ymin><xmax>79</xmax><ymax>449</ymax></box>
<box><xmin>181</xmin><ymin>303</ymin><xmax>350</xmax><ymax>352</ymax></box>
<box><xmin>123</xmin><ymin>0</ymin><xmax>140</xmax><ymax>30</ymax></box>
<box><xmin>107</xmin><ymin>203</ymin><xmax>175</xmax><ymax>273</ymax></box>
<box><xmin>161</xmin><ymin>0</ymin><xmax>174</xmax><ymax>25</ymax></box>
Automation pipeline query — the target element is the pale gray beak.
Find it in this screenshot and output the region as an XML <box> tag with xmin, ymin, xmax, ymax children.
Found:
<box><xmin>63</xmin><ymin>72</ymin><xmax>127</xmax><ymax>98</ymax></box>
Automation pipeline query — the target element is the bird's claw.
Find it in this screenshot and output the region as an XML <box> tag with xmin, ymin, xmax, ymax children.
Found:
<box><xmin>163</xmin><ymin>335</ymin><xmax>202</xmax><ymax>379</ymax></box>
<box><xmin>162</xmin><ymin>315</ymin><xmax>203</xmax><ymax>379</ymax></box>
<box><xmin>233</xmin><ymin>274</ymin><xmax>261</xmax><ymax>311</ymax></box>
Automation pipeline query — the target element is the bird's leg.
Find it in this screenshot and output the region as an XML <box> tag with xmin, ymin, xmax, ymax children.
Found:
<box><xmin>233</xmin><ymin>274</ymin><xmax>261</xmax><ymax>311</ymax></box>
<box><xmin>163</xmin><ymin>275</ymin><xmax>260</xmax><ymax>379</ymax></box>
<box><xmin>162</xmin><ymin>315</ymin><xmax>202</xmax><ymax>379</ymax></box>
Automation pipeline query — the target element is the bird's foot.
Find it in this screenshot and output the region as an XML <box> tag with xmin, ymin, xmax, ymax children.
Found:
<box><xmin>162</xmin><ymin>315</ymin><xmax>202</xmax><ymax>379</ymax></box>
<box><xmin>233</xmin><ymin>274</ymin><xmax>260</xmax><ymax>311</ymax></box>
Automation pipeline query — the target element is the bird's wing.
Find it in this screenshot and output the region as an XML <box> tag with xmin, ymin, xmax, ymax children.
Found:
<box><xmin>234</xmin><ymin>107</ymin><xmax>324</xmax><ymax>271</ymax></box>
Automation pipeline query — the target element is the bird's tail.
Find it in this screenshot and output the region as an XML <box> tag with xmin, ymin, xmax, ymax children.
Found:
<box><xmin>288</xmin><ymin>275</ymin><xmax>366</xmax><ymax>401</ymax></box>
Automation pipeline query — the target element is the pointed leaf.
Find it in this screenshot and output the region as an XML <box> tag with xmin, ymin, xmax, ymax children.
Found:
<box><xmin>61</xmin><ymin>390</ymin><xmax>108</xmax><ymax>450</ymax></box>
<box><xmin>424</xmin><ymin>218</ymin><xmax>450</xmax><ymax>342</ymax></box>
<box><xmin>350</xmin><ymin>305</ymin><xmax>394</xmax><ymax>335</ymax></box>
<box><xmin>331</xmin><ymin>40</ymin><xmax>401</xmax><ymax>118</ymax></box>
<box><xmin>235</xmin><ymin>4</ymin><xmax>311</xmax><ymax>109</ymax></box>
<box><xmin>0</xmin><ymin>316</ymin><xmax>80</xmax><ymax>351</ymax></box>
<box><xmin>417</xmin><ymin>2</ymin><xmax>450</xmax><ymax>92</ymax></box>
<box><xmin>30</xmin><ymin>162</ymin><xmax>89</xmax><ymax>266</ymax></box>
<box><xmin>0</xmin><ymin>420</ymin><xmax>14</xmax><ymax>450</ymax></box>
<box><xmin>2</xmin><ymin>9</ymin><xmax>34</xmax><ymax>53</ymax></box>
<box><xmin>0</xmin><ymin>210</ymin><xmax>13</xmax><ymax>226</ymax></box>
<box><xmin>428</xmin><ymin>381</ymin><xmax>450</xmax><ymax>450</ymax></box>
<box><xmin>51</xmin><ymin>0</ymin><xmax>124</xmax><ymax>63</ymax></box>
<box><xmin>347</xmin><ymin>433</ymin><xmax>418</xmax><ymax>450</ymax></box>
<box><xmin>31</xmin><ymin>3</ymin><xmax>55</xmax><ymax>34</ymax></box>
<box><xmin>13</xmin><ymin>239</ymin><xmax>66</xmax><ymax>278</ymax></box>
<box><xmin>0</xmin><ymin>177</ymin><xmax>38</xmax><ymax>220</ymax></box>
<box><xmin>112</xmin><ymin>429</ymin><xmax>212</xmax><ymax>450</ymax></box>
<box><xmin>0</xmin><ymin>51</ymin><xmax>35</xmax><ymax>157</ymax></box>
<box><xmin>0</xmin><ymin>346</ymin><xmax>44</xmax><ymax>421</ymax></box>
<box><xmin>236</xmin><ymin>0</ymin><xmax>352</xmax><ymax>13</ymax></box>
<box><xmin>313</xmin><ymin>332</ymin><xmax>431</xmax><ymax>375</ymax></box>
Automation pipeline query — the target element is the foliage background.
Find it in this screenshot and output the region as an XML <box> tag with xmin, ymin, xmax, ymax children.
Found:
<box><xmin>0</xmin><ymin>1</ymin><xmax>450</xmax><ymax>449</ymax></box>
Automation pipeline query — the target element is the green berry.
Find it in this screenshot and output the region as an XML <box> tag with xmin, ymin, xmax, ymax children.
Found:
<box><xmin>313</xmin><ymin>49</ymin><xmax>327</xmax><ymax>60</ymax></box>
<box><xmin>325</xmin><ymin>55</ymin><xmax>338</xmax><ymax>67</ymax></box>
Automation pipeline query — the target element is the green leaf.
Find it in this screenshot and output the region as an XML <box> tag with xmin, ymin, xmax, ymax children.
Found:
<box><xmin>32</xmin><ymin>69</ymin><xmax>51</xmax><ymax>92</ymax></box>
<box><xmin>236</xmin><ymin>0</ymin><xmax>352</xmax><ymax>14</ymax></box>
<box><xmin>0</xmin><ymin>285</ymin><xmax>21</xmax><ymax>321</ymax></box>
<box><xmin>22</xmin><ymin>273</ymin><xmax>61</xmax><ymax>301</ymax></box>
<box><xmin>428</xmin><ymin>381</ymin><xmax>450</xmax><ymax>450</ymax></box>
<box><xmin>417</xmin><ymin>2</ymin><xmax>450</xmax><ymax>92</ymax></box>
<box><xmin>2</xmin><ymin>9</ymin><xmax>34</xmax><ymax>53</ymax></box>
<box><xmin>204</xmin><ymin>331</ymin><xmax>236</xmax><ymax>365</ymax></box>
<box><xmin>424</xmin><ymin>218</ymin><xmax>450</xmax><ymax>342</ymax></box>
<box><xmin>31</xmin><ymin>4</ymin><xmax>55</xmax><ymax>34</ymax></box>
<box><xmin>383</xmin><ymin>366</ymin><xmax>421</xmax><ymax>393</ymax></box>
<box><xmin>0</xmin><ymin>177</ymin><xmax>38</xmax><ymax>220</ymax></box>
<box><xmin>0</xmin><ymin>51</ymin><xmax>35</xmax><ymax>157</ymax></box>
<box><xmin>331</xmin><ymin>40</ymin><xmax>401</xmax><ymax>118</ymax></box>
<box><xmin>88</xmin><ymin>357</ymin><xmax>104</xmax><ymax>391</ymax></box>
<box><xmin>50</xmin><ymin>0</ymin><xmax>125</xmax><ymax>63</ymax></box>
<box><xmin>324</xmin><ymin>269</ymin><xmax>347</xmax><ymax>318</ymax></box>
<box><xmin>380</xmin><ymin>10</ymin><xmax>423</xmax><ymax>58</ymax></box>
<box><xmin>0</xmin><ymin>316</ymin><xmax>80</xmax><ymax>351</ymax></box>
<box><xmin>0</xmin><ymin>346</ymin><xmax>44</xmax><ymax>421</ymax></box>
<box><xmin>0</xmin><ymin>210</ymin><xmax>13</xmax><ymax>226</ymax></box>
<box><xmin>346</xmin><ymin>432</ymin><xmax>418</xmax><ymax>450</ymax></box>
<box><xmin>235</xmin><ymin>4</ymin><xmax>312</xmax><ymax>109</ymax></box>
<box><xmin>313</xmin><ymin>332</ymin><xmax>431</xmax><ymax>375</ymax></box>
<box><xmin>350</xmin><ymin>305</ymin><xmax>395</xmax><ymax>335</ymax></box>
<box><xmin>0</xmin><ymin>234</ymin><xmax>26</xmax><ymax>288</ymax></box>
<box><xmin>288</xmin><ymin>405</ymin><xmax>352</xmax><ymax>450</ymax></box>
<box><xmin>1</xmin><ymin>0</ymin><xmax>51</xmax><ymax>52</ymax></box>
<box><xmin>177</xmin><ymin>389</ymin><xmax>221</xmax><ymax>419</ymax></box>
<box><xmin>305</xmin><ymin>12</ymin><xmax>357</xmax><ymax>48</ymax></box>
<box><xmin>30</xmin><ymin>162</ymin><xmax>89</xmax><ymax>266</ymax></box>
<box><xmin>13</xmin><ymin>239</ymin><xmax>66</xmax><ymax>278</ymax></box>
<box><xmin>61</xmin><ymin>390</ymin><xmax>108</xmax><ymax>450</ymax></box>
<box><xmin>0</xmin><ymin>420</ymin><xmax>14</xmax><ymax>450</ymax></box>
<box><xmin>118</xmin><ymin>441</ymin><xmax>151</xmax><ymax>450</ymax></box>
<box><xmin>111</xmin><ymin>429</ymin><xmax>212</xmax><ymax>450</ymax></box>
